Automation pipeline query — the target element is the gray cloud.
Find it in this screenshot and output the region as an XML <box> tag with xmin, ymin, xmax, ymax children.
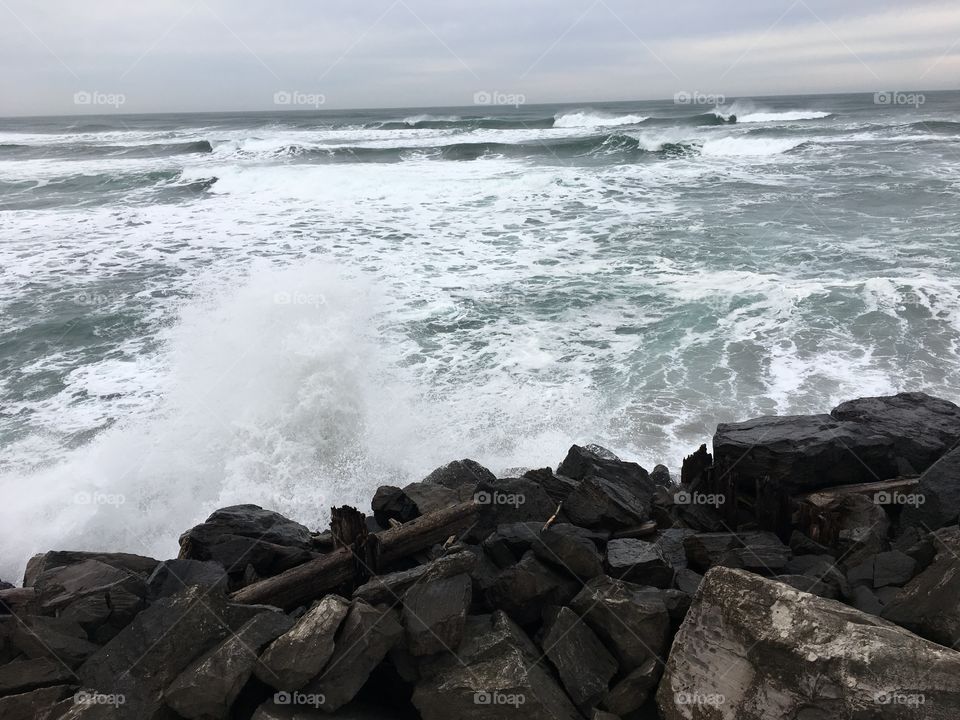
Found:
<box><xmin>0</xmin><ymin>0</ymin><xmax>957</xmax><ymax>115</ymax></box>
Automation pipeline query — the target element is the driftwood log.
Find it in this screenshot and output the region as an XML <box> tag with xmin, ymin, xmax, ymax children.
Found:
<box><xmin>231</xmin><ymin>501</ymin><xmax>479</xmax><ymax>610</ymax></box>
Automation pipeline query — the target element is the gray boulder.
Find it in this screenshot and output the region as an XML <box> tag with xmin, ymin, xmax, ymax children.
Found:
<box><xmin>353</xmin><ymin>550</ymin><xmax>476</xmax><ymax>606</ymax></box>
<box><xmin>488</xmin><ymin>552</ymin><xmax>579</xmax><ymax>625</ymax></box>
<box><xmin>569</xmin><ymin>575</ymin><xmax>670</xmax><ymax>671</ymax></box>
<box><xmin>605</xmin><ymin>539</ymin><xmax>674</xmax><ymax>588</ymax></box>
<box><xmin>256</xmin><ymin>595</ymin><xmax>350</xmax><ymax>690</ymax></box>
<box><xmin>657</xmin><ymin>566</ymin><xmax>960</xmax><ymax>719</ymax></box>
<box><xmin>602</xmin><ymin>657</ymin><xmax>660</xmax><ymax>716</ymax></box>
<box><xmin>402</xmin><ymin>573</ymin><xmax>472</xmax><ymax>656</ymax></box>
<box><xmin>559</xmin><ymin>446</ymin><xmax>655</xmax><ymax>530</ymax></box>
<box><xmin>902</xmin><ymin>444</ymin><xmax>960</xmax><ymax>530</ymax></box>
<box><xmin>146</xmin><ymin>559</ymin><xmax>227</xmax><ymax>601</ymax></box>
<box><xmin>533</xmin><ymin>523</ymin><xmax>604</xmax><ymax>579</ymax></box>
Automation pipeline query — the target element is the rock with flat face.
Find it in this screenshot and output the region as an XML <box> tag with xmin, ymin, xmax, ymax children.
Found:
<box><xmin>472</xmin><ymin>478</ymin><xmax>557</xmax><ymax>540</ymax></box>
<box><xmin>683</xmin><ymin>532</ymin><xmax>790</xmax><ymax>574</ymax></box>
<box><xmin>657</xmin><ymin>566</ymin><xmax>960</xmax><ymax>720</ymax></box>
<box><xmin>0</xmin><ymin>658</ymin><xmax>76</xmax><ymax>696</ymax></box>
<box><xmin>146</xmin><ymin>558</ymin><xmax>227</xmax><ymax>600</ymax></box>
<box><xmin>165</xmin><ymin>609</ymin><xmax>294</xmax><ymax>719</ymax></box>
<box><xmin>714</xmin><ymin>393</ymin><xmax>960</xmax><ymax>496</ymax></box>
<box><xmin>872</xmin><ymin>550</ymin><xmax>917</xmax><ymax>588</ymax></box>
<box><xmin>353</xmin><ymin>550</ymin><xmax>476</xmax><ymax>606</ymax></box>
<box><xmin>178</xmin><ymin>505</ymin><xmax>315</xmax><ymax>578</ymax></box>
<box><xmin>423</xmin><ymin>459</ymin><xmax>496</xmax><ymax>499</ymax></box>
<box><xmin>902</xmin><ymin>444</ymin><xmax>960</xmax><ymax>530</ymax></box>
<box><xmin>533</xmin><ymin>523</ymin><xmax>604</xmax><ymax>579</ymax></box>
<box><xmin>24</xmin><ymin>551</ymin><xmax>158</xmax><ymax>588</ymax></box>
<box><xmin>302</xmin><ymin>601</ymin><xmax>403</xmax><ymax>712</ymax></box>
<box><xmin>256</xmin><ymin>595</ymin><xmax>350</xmax><ymax>690</ymax></box>
<box><xmin>482</xmin><ymin>523</ymin><xmax>543</xmax><ymax>567</ymax></box>
<box><xmin>402</xmin><ymin>573</ymin><xmax>472</xmax><ymax>656</ymax></box>
<box><xmin>570</xmin><ymin>575</ymin><xmax>670</xmax><ymax>671</ymax></box>
<box><xmin>488</xmin><ymin>552</ymin><xmax>579</xmax><ymax>625</ymax></box>
<box><xmin>602</xmin><ymin>657</ymin><xmax>661</xmax><ymax>716</ymax></box>
<box><xmin>412</xmin><ymin>611</ymin><xmax>580</xmax><ymax>720</ymax></box>
<box><xmin>9</xmin><ymin>616</ymin><xmax>98</xmax><ymax>668</ymax></box>
<box><xmin>606</xmin><ymin>539</ymin><xmax>674</xmax><ymax>588</ymax></box>
<box><xmin>882</xmin><ymin>528</ymin><xmax>960</xmax><ymax>647</ymax></box>
<box><xmin>541</xmin><ymin>607</ymin><xmax>617</xmax><ymax>713</ymax></box>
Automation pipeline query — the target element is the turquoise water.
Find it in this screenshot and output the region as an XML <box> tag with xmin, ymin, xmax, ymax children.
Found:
<box><xmin>1</xmin><ymin>92</ymin><xmax>959</xmax><ymax>575</ymax></box>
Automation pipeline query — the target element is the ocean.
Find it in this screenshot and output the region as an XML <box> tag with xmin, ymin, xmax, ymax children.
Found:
<box><xmin>1</xmin><ymin>91</ymin><xmax>959</xmax><ymax>578</ymax></box>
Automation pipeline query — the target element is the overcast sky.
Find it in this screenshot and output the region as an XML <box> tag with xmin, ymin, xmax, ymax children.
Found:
<box><xmin>1</xmin><ymin>0</ymin><xmax>958</xmax><ymax>116</ymax></box>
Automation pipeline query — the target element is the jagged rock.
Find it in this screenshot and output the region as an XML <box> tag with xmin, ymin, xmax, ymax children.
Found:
<box><xmin>602</xmin><ymin>657</ymin><xmax>661</xmax><ymax>716</ymax></box>
<box><xmin>0</xmin><ymin>657</ymin><xmax>75</xmax><ymax>696</ymax></box>
<box><xmin>301</xmin><ymin>602</ymin><xmax>403</xmax><ymax>712</ymax></box>
<box><xmin>559</xmin><ymin>446</ymin><xmax>655</xmax><ymax>530</ymax></box>
<box><xmin>650</xmin><ymin>464</ymin><xmax>672</xmax><ymax>487</ymax></box>
<box><xmin>681</xmin><ymin>444</ymin><xmax>712</xmax><ymax>486</ymax></box>
<box><xmin>77</xmin><ymin>585</ymin><xmax>237</xmax><ymax>718</ymax></box>
<box><xmin>533</xmin><ymin>523</ymin><xmax>604</xmax><ymax>579</ymax></box>
<box><xmin>165</xmin><ymin>609</ymin><xmax>293</xmax><ymax>719</ymax></box>
<box><xmin>9</xmin><ymin>616</ymin><xmax>98</xmax><ymax>667</ymax></box>
<box><xmin>902</xmin><ymin>444</ymin><xmax>960</xmax><ymax>530</ymax></box>
<box><xmin>605</xmin><ymin>539</ymin><xmax>674</xmax><ymax>588</ymax></box>
<box><xmin>522</xmin><ymin>467</ymin><xmax>579</xmax><ymax>504</ymax></box>
<box><xmin>488</xmin><ymin>552</ymin><xmax>579</xmax><ymax>624</ymax></box>
<box><xmin>783</xmin><ymin>554</ymin><xmax>848</xmax><ymax>597</ymax></box>
<box><xmin>145</xmin><ymin>558</ymin><xmax>227</xmax><ymax>600</ymax></box>
<box><xmin>178</xmin><ymin>505</ymin><xmax>315</xmax><ymax>578</ymax></box>
<box><xmin>256</xmin><ymin>595</ymin><xmax>350</xmax><ymax>690</ymax></box>
<box><xmin>371</xmin><ymin>485</ymin><xmax>417</xmax><ymax>526</ymax></box>
<box><xmin>354</xmin><ymin>550</ymin><xmax>476</xmax><ymax>606</ymax></box>
<box><xmin>835</xmin><ymin>494</ymin><xmax>891</xmax><ymax>568</ymax></box>
<box><xmin>0</xmin><ymin>587</ymin><xmax>37</xmax><ymax>615</ymax></box>
<box><xmin>482</xmin><ymin>522</ymin><xmax>542</xmax><ymax>567</ymax></box>
<box><xmin>542</xmin><ymin>606</ymin><xmax>617</xmax><ymax>712</ymax></box>
<box><xmin>399</xmin><ymin>482</ymin><xmax>460</xmax><ymax>518</ymax></box>
<box><xmin>570</xmin><ymin>575</ymin><xmax>670</xmax><ymax>671</ymax></box>
<box><xmin>882</xmin><ymin>528</ymin><xmax>960</xmax><ymax>647</ymax></box>
<box><xmin>0</xmin><ymin>685</ymin><xmax>74</xmax><ymax>720</ymax></box>
<box><xmin>412</xmin><ymin>611</ymin><xmax>580</xmax><ymax>720</ymax></box>
<box><xmin>0</xmin><ymin>579</ymin><xmax>12</xmax><ymax>591</ymax></box>
<box><xmin>423</xmin><ymin>459</ymin><xmax>495</xmax><ymax>500</ymax></box>
<box><xmin>714</xmin><ymin>393</ymin><xmax>960</xmax><ymax>497</ymax></box>
<box><xmin>402</xmin><ymin>573</ymin><xmax>472</xmax><ymax>656</ymax></box>
<box><xmin>848</xmin><ymin>585</ymin><xmax>884</xmax><ymax>615</ymax></box>
<box><xmin>657</xmin><ymin>566</ymin><xmax>960</xmax><ymax>720</ymax></box>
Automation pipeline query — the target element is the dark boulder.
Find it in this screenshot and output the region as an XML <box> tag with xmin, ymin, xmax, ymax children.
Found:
<box><xmin>255</xmin><ymin>595</ymin><xmax>350</xmax><ymax>690</ymax></box>
<box><xmin>650</xmin><ymin>464</ymin><xmax>672</xmax><ymax>487</ymax></box>
<box><xmin>901</xmin><ymin>444</ymin><xmax>960</xmax><ymax>530</ymax></box>
<box><xmin>714</xmin><ymin>393</ymin><xmax>960</xmax><ymax>497</ymax></box>
<box><xmin>605</xmin><ymin>539</ymin><xmax>674</xmax><ymax>588</ymax></box>
<box><xmin>178</xmin><ymin>505</ymin><xmax>315</xmax><ymax>579</ymax></box>
<box><xmin>569</xmin><ymin>575</ymin><xmax>670</xmax><ymax>671</ymax></box>
<box><xmin>487</xmin><ymin>552</ymin><xmax>579</xmax><ymax>625</ymax></box>
<box><xmin>402</xmin><ymin>573</ymin><xmax>472</xmax><ymax>656</ymax></box>
<box><xmin>559</xmin><ymin>446</ymin><xmax>655</xmax><ymax>530</ymax></box>
<box><xmin>0</xmin><ymin>685</ymin><xmax>74</xmax><ymax>720</ymax></box>
<box><xmin>146</xmin><ymin>558</ymin><xmax>227</xmax><ymax>600</ymax></box>
<box><xmin>872</xmin><ymin>550</ymin><xmax>917</xmax><ymax>588</ymax></box>
<box><xmin>482</xmin><ymin>522</ymin><xmax>542</xmax><ymax>568</ymax></box>
<box><xmin>683</xmin><ymin>531</ymin><xmax>790</xmax><ymax>574</ymax></box>
<box><xmin>471</xmin><ymin>478</ymin><xmax>557</xmax><ymax>540</ymax></box>
<box><xmin>0</xmin><ymin>658</ymin><xmax>76</xmax><ymax>696</ymax></box>
<box><xmin>354</xmin><ymin>550</ymin><xmax>476</xmax><ymax>606</ymax></box>
<box><xmin>9</xmin><ymin>616</ymin><xmax>98</xmax><ymax>668</ymax></box>
<box><xmin>422</xmin><ymin>459</ymin><xmax>495</xmax><ymax>498</ymax></box>
<box><xmin>602</xmin><ymin>657</ymin><xmax>661</xmax><ymax>717</ymax></box>
<box><xmin>542</xmin><ymin>606</ymin><xmax>617</xmax><ymax>713</ymax></box>
<box><xmin>23</xmin><ymin>551</ymin><xmax>158</xmax><ymax>587</ymax></box>
<box><xmin>533</xmin><ymin>523</ymin><xmax>604</xmax><ymax>579</ymax></box>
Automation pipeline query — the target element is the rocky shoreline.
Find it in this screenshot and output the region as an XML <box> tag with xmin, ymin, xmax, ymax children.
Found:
<box><xmin>3</xmin><ymin>391</ymin><xmax>960</xmax><ymax>719</ymax></box>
